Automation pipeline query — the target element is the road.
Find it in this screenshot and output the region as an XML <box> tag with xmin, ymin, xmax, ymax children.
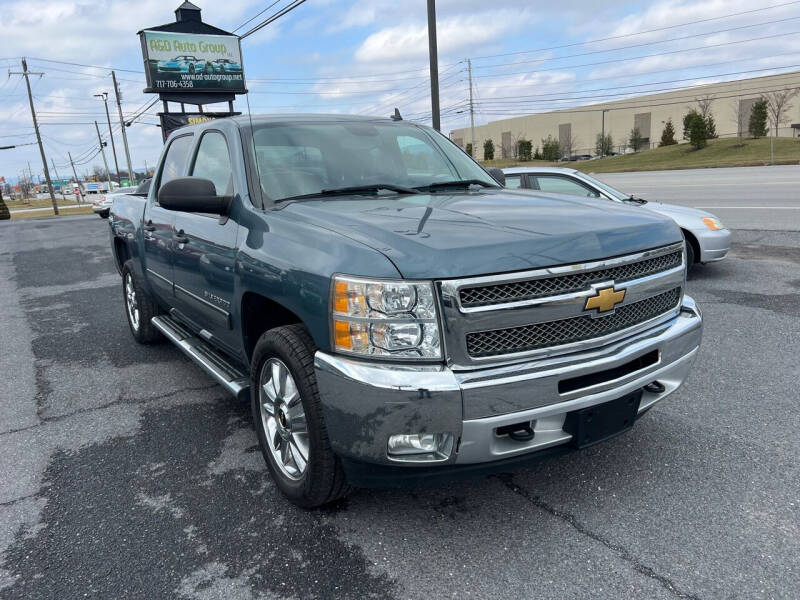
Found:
<box><xmin>595</xmin><ymin>165</ymin><xmax>800</xmax><ymax>231</ymax></box>
<box><xmin>1</xmin><ymin>212</ymin><xmax>799</xmax><ymax>598</ymax></box>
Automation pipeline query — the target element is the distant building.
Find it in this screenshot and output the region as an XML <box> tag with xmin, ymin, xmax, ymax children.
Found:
<box><xmin>450</xmin><ymin>71</ymin><xmax>800</xmax><ymax>159</ymax></box>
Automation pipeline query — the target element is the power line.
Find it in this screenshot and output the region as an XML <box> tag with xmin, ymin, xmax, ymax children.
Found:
<box><xmin>471</xmin><ymin>63</ymin><xmax>800</xmax><ymax>101</ymax></box>
<box><xmin>240</xmin><ymin>0</ymin><xmax>308</xmax><ymax>39</ymax></box>
<box><xmin>466</xmin><ymin>83</ymin><xmax>800</xmax><ymax>118</ymax></box>
<box><xmin>233</xmin><ymin>0</ymin><xmax>284</xmax><ymax>33</ymax></box>
<box><xmin>469</xmin><ymin>0</ymin><xmax>800</xmax><ymax>62</ymax></box>
<box><xmin>471</xmin><ymin>70</ymin><xmax>800</xmax><ymax>107</ymax></box>
<box><xmin>473</xmin><ymin>30</ymin><xmax>800</xmax><ymax>79</ymax></box>
<box><xmin>25</xmin><ymin>57</ymin><xmax>142</xmax><ymax>74</ymax></box>
<box><xmin>471</xmin><ymin>15</ymin><xmax>800</xmax><ymax>71</ymax></box>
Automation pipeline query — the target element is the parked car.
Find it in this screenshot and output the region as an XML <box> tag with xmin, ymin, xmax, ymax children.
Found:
<box><xmin>156</xmin><ymin>55</ymin><xmax>212</xmax><ymax>74</ymax></box>
<box><xmin>110</xmin><ymin>115</ymin><xmax>701</xmax><ymax>507</ymax></box>
<box><xmin>210</xmin><ymin>59</ymin><xmax>242</xmax><ymax>74</ymax></box>
<box><xmin>92</xmin><ymin>186</ymin><xmax>137</xmax><ymax>218</ymax></box>
<box><xmin>502</xmin><ymin>166</ymin><xmax>730</xmax><ymax>266</ymax></box>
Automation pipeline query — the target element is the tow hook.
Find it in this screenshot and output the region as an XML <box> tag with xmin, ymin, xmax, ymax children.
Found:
<box><xmin>644</xmin><ymin>381</ymin><xmax>666</xmax><ymax>394</ymax></box>
<box><xmin>497</xmin><ymin>421</ymin><xmax>536</xmax><ymax>442</ymax></box>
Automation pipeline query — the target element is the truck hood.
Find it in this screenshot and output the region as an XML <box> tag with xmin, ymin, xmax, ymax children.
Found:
<box><xmin>281</xmin><ymin>189</ymin><xmax>681</xmax><ymax>279</ymax></box>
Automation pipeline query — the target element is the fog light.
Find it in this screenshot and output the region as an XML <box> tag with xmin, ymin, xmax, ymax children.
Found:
<box><xmin>387</xmin><ymin>432</ymin><xmax>454</xmax><ymax>461</ymax></box>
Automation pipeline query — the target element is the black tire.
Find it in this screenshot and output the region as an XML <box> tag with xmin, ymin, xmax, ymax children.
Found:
<box><xmin>188</xmin><ymin>64</ymin><xmax>195</xmax><ymax>73</ymax></box>
<box><xmin>250</xmin><ymin>324</ymin><xmax>350</xmax><ymax>508</ymax></box>
<box><xmin>100</xmin><ymin>210</ymin><xmax>109</xmax><ymax>219</ymax></box>
<box><xmin>122</xmin><ymin>260</ymin><xmax>163</xmax><ymax>344</ymax></box>
<box><xmin>682</xmin><ymin>231</ymin><xmax>696</xmax><ymax>270</ymax></box>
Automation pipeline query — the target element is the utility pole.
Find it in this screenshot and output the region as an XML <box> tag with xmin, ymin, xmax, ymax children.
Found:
<box><xmin>10</xmin><ymin>59</ymin><xmax>58</xmax><ymax>214</ymax></box>
<box><xmin>94</xmin><ymin>121</ymin><xmax>113</xmax><ymax>189</ymax></box>
<box><xmin>467</xmin><ymin>58</ymin><xmax>475</xmax><ymax>157</ymax></box>
<box><xmin>426</xmin><ymin>0</ymin><xmax>440</xmax><ymax>131</ymax></box>
<box><xmin>95</xmin><ymin>92</ymin><xmax>120</xmax><ymax>184</ymax></box>
<box><xmin>50</xmin><ymin>159</ymin><xmax>67</xmax><ymax>201</ymax></box>
<box><xmin>68</xmin><ymin>152</ymin><xmax>85</xmax><ymax>203</ymax></box>
<box><xmin>112</xmin><ymin>71</ymin><xmax>135</xmax><ymax>184</ymax></box>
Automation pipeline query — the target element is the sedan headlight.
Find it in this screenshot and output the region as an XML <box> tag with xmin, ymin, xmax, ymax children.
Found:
<box><xmin>702</xmin><ymin>216</ymin><xmax>724</xmax><ymax>231</ymax></box>
<box><xmin>331</xmin><ymin>275</ymin><xmax>441</xmax><ymax>359</ymax></box>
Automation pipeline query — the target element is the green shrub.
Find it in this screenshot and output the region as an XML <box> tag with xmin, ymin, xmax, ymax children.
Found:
<box><xmin>483</xmin><ymin>139</ymin><xmax>495</xmax><ymax>161</ymax></box>
<box><xmin>541</xmin><ymin>135</ymin><xmax>561</xmax><ymax>161</ymax></box>
<box><xmin>749</xmin><ymin>99</ymin><xmax>768</xmax><ymax>138</ymax></box>
<box><xmin>659</xmin><ymin>119</ymin><xmax>677</xmax><ymax>146</ymax></box>
<box><xmin>517</xmin><ymin>139</ymin><xmax>532</xmax><ymax>161</ymax></box>
<box><xmin>595</xmin><ymin>133</ymin><xmax>613</xmax><ymax>156</ymax></box>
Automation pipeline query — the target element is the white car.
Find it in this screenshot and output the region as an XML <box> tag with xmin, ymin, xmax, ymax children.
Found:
<box><xmin>92</xmin><ymin>187</ymin><xmax>137</xmax><ymax>218</ymax></box>
<box><xmin>502</xmin><ymin>167</ymin><xmax>731</xmax><ymax>267</ymax></box>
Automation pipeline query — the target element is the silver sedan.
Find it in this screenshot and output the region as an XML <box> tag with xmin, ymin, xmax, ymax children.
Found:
<box><xmin>502</xmin><ymin>166</ymin><xmax>730</xmax><ymax>266</ymax></box>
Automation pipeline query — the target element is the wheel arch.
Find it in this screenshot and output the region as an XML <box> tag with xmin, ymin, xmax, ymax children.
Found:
<box><xmin>241</xmin><ymin>292</ymin><xmax>306</xmax><ymax>363</ymax></box>
<box><xmin>681</xmin><ymin>229</ymin><xmax>701</xmax><ymax>264</ymax></box>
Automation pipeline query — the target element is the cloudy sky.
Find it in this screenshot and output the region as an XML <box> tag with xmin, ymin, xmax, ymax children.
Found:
<box><xmin>1</xmin><ymin>0</ymin><xmax>799</xmax><ymax>183</ymax></box>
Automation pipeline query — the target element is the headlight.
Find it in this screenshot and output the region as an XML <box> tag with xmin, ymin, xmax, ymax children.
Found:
<box><xmin>702</xmin><ymin>216</ymin><xmax>724</xmax><ymax>231</ymax></box>
<box><xmin>331</xmin><ymin>275</ymin><xmax>441</xmax><ymax>359</ymax></box>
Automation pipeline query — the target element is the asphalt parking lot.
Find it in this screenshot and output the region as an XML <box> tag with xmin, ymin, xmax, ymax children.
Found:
<box><xmin>1</xmin><ymin>199</ymin><xmax>799</xmax><ymax>598</ymax></box>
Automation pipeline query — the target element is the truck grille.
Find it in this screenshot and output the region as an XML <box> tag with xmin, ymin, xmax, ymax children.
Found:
<box><xmin>459</xmin><ymin>249</ymin><xmax>682</xmax><ymax>309</ymax></box>
<box><xmin>466</xmin><ymin>287</ymin><xmax>682</xmax><ymax>358</ymax></box>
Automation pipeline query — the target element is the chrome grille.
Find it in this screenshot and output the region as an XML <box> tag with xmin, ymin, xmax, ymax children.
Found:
<box><xmin>466</xmin><ymin>287</ymin><xmax>682</xmax><ymax>358</ymax></box>
<box><xmin>459</xmin><ymin>250</ymin><xmax>682</xmax><ymax>308</ymax></box>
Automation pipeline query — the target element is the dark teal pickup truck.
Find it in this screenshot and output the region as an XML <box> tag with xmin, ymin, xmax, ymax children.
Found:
<box><xmin>110</xmin><ymin>114</ymin><xmax>702</xmax><ymax>507</ymax></box>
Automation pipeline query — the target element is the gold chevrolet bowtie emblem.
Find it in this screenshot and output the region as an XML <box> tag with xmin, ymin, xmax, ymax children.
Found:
<box><xmin>584</xmin><ymin>286</ymin><xmax>626</xmax><ymax>313</ymax></box>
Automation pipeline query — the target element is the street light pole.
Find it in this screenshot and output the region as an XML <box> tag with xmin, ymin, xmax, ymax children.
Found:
<box><xmin>427</xmin><ymin>0</ymin><xmax>440</xmax><ymax>131</ymax></box>
<box><xmin>95</xmin><ymin>92</ymin><xmax>120</xmax><ymax>185</ymax></box>
<box><xmin>94</xmin><ymin>121</ymin><xmax>113</xmax><ymax>190</ymax></box>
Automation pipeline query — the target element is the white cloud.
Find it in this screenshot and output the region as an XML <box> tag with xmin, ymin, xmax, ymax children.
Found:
<box><xmin>355</xmin><ymin>12</ymin><xmax>535</xmax><ymax>63</ymax></box>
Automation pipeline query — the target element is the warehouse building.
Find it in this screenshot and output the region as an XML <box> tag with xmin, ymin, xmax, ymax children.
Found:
<box><xmin>450</xmin><ymin>71</ymin><xmax>800</xmax><ymax>160</ymax></box>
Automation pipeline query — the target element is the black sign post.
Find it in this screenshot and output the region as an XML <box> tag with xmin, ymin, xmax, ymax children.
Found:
<box><xmin>138</xmin><ymin>2</ymin><xmax>247</xmax><ymax>141</ymax></box>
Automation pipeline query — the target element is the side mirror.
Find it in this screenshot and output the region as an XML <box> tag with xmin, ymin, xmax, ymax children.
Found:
<box><xmin>486</xmin><ymin>167</ymin><xmax>505</xmax><ymax>186</ymax></box>
<box><xmin>158</xmin><ymin>177</ymin><xmax>231</xmax><ymax>214</ymax></box>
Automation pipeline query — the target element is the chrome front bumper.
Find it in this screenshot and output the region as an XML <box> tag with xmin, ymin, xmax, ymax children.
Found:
<box><xmin>314</xmin><ymin>295</ymin><xmax>702</xmax><ymax>468</ymax></box>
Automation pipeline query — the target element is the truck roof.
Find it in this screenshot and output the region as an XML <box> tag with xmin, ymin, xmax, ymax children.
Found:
<box><xmin>170</xmin><ymin>114</ymin><xmax>405</xmax><ymax>136</ymax></box>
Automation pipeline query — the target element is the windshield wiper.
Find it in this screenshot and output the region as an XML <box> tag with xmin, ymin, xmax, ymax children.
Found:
<box><xmin>414</xmin><ymin>179</ymin><xmax>496</xmax><ymax>192</ymax></box>
<box><xmin>279</xmin><ymin>184</ymin><xmax>420</xmax><ymax>202</ymax></box>
<box><xmin>625</xmin><ymin>194</ymin><xmax>647</xmax><ymax>205</ymax></box>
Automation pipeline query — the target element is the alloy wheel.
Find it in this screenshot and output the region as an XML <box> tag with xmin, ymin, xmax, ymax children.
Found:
<box><xmin>258</xmin><ymin>358</ymin><xmax>309</xmax><ymax>480</ymax></box>
<box><xmin>125</xmin><ymin>273</ymin><xmax>140</xmax><ymax>331</ymax></box>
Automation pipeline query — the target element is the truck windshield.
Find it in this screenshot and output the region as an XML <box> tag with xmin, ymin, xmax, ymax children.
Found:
<box><xmin>246</xmin><ymin>120</ymin><xmax>498</xmax><ymax>202</ymax></box>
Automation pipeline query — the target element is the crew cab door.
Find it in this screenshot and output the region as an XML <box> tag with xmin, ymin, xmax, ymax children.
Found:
<box><xmin>171</xmin><ymin>130</ymin><xmax>239</xmax><ymax>351</ymax></box>
<box><xmin>142</xmin><ymin>133</ymin><xmax>194</xmax><ymax>303</ymax></box>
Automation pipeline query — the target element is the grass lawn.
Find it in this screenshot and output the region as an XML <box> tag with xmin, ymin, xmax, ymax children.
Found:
<box><xmin>481</xmin><ymin>136</ymin><xmax>800</xmax><ymax>173</ymax></box>
<box><xmin>6</xmin><ymin>198</ymin><xmax>84</xmax><ymax>210</ymax></box>
<box><xmin>9</xmin><ymin>205</ymin><xmax>94</xmax><ymax>220</ymax></box>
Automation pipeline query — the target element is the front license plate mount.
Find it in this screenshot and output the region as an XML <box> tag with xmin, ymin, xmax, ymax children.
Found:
<box><xmin>563</xmin><ymin>390</ymin><xmax>642</xmax><ymax>449</ymax></box>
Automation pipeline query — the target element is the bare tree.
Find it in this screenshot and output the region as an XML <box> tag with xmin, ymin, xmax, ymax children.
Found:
<box><xmin>730</xmin><ymin>98</ymin><xmax>744</xmax><ymax>137</ymax></box>
<box><xmin>509</xmin><ymin>131</ymin><xmax>526</xmax><ymax>159</ymax></box>
<box><xmin>695</xmin><ymin>94</ymin><xmax>715</xmax><ymax>120</ymax></box>
<box><xmin>763</xmin><ymin>89</ymin><xmax>799</xmax><ymax>137</ymax></box>
<box><xmin>560</xmin><ymin>134</ymin><xmax>579</xmax><ymax>158</ymax></box>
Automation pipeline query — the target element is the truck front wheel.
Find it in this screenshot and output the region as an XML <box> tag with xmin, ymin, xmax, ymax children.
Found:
<box><xmin>122</xmin><ymin>260</ymin><xmax>163</xmax><ymax>344</ymax></box>
<box><xmin>250</xmin><ymin>324</ymin><xmax>350</xmax><ymax>507</ymax></box>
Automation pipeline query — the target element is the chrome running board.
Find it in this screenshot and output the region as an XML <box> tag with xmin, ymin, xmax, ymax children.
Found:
<box><xmin>151</xmin><ymin>315</ymin><xmax>250</xmax><ymax>401</ymax></box>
